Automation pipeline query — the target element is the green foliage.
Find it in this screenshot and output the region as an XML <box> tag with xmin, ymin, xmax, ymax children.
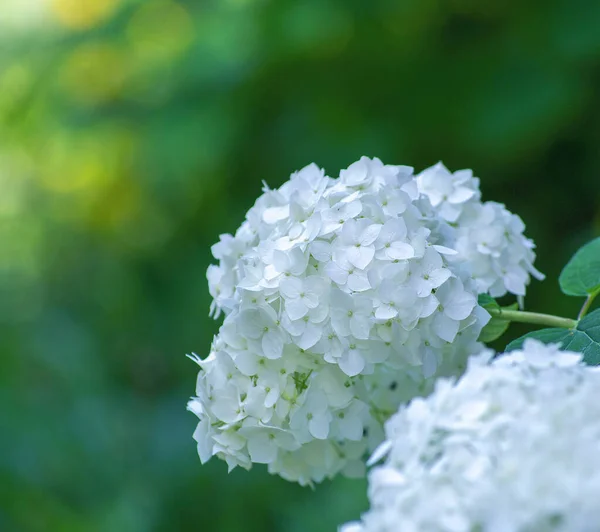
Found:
<box><xmin>477</xmin><ymin>294</ymin><xmax>497</xmax><ymax>308</ymax></box>
<box><xmin>477</xmin><ymin>294</ymin><xmax>517</xmax><ymax>343</ymax></box>
<box><xmin>506</xmin><ymin>309</ymin><xmax>600</xmax><ymax>365</ymax></box>
<box><xmin>559</xmin><ymin>237</ymin><xmax>600</xmax><ymax>297</ymax></box>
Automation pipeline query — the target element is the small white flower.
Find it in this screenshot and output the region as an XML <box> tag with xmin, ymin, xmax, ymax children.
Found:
<box><xmin>280</xmin><ymin>275</ymin><xmax>329</xmax><ymax>320</ymax></box>
<box><xmin>332</xmin><ymin>400</ymin><xmax>369</xmax><ymax>441</ymax></box>
<box><xmin>431</xmin><ymin>277</ymin><xmax>477</xmax><ymax>342</ymax></box>
<box><xmin>374</xmin><ymin>218</ymin><xmax>414</xmax><ymax>261</ymax></box>
<box><xmin>281</xmin><ymin>307</ymin><xmax>327</xmax><ymax>350</ymax></box>
<box><xmin>238</xmin><ymin>424</ymin><xmax>300</xmax><ymax>464</ymax></box>
<box><xmin>263</xmin><ymin>247</ymin><xmax>309</xmax><ymax>282</ymax></box>
<box><xmin>330</xmin><ymin>290</ymin><xmax>373</xmax><ymax>340</ymax></box>
<box><xmin>337</xmin><ymin>339</ymin><xmax>368</xmax><ymax>377</ymax></box>
<box><xmin>409</xmin><ymin>248</ymin><xmax>452</xmax><ymax>298</ymax></box>
<box><xmin>320</xmin><ymin>199</ymin><xmax>363</xmax><ymax>236</ymax></box>
<box><xmin>290</xmin><ymin>388</ymin><xmax>333</xmax><ymax>441</ymax></box>
<box><xmin>339</xmin><ymin>157</ymin><xmax>373</xmax><ymax>187</ymax></box>
<box><xmin>416</xmin><ymin>162</ymin><xmax>478</xmax><ymax>222</ymax></box>
<box><xmin>237</xmin><ymin>307</ymin><xmax>287</xmax><ymax>360</ymax></box>
<box><xmin>325</xmin><ymin>256</ymin><xmax>372</xmax><ymax>292</ymax></box>
<box><xmin>372</xmin><ymin>280</ymin><xmax>418</xmax><ymax>322</ymax></box>
<box><xmin>333</xmin><ymin>219</ymin><xmax>382</xmax><ymax>270</ymax></box>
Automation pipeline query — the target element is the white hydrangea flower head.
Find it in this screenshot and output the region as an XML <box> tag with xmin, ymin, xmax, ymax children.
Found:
<box><xmin>344</xmin><ymin>339</ymin><xmax>600</xmax><ymax>532</ymax></box>
<box><xmin>416</xmin><ymin>162</ymin><xmax>545</xmax><ymax>297</ymax></box>
<box><xmin>189</xmin><ymin>157</ymin><xmax>496</xmax><ymax>485</ymax></box>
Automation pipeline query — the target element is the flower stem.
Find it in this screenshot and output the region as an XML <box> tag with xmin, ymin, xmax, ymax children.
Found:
<box><xmin>577</xmin><ymin>290</ymin><xmax>599</xmax><ymax>321</ymax></box>
<box><xmin>486</xmin><ymin>308</ymin><xmax>577</xmax><ymax>329</ymax></box>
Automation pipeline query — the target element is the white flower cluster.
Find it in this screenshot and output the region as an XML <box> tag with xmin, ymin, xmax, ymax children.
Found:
<box><xmin>188</xmin><ymin>157</ymin><xmax>541</xmax><ymax>486</ymax></box>
<box><xmin>416</xmin><ymin>162</ymin><xmax>544</xmax><ymax>297</ymax></box>
<box><xmin>343</xmin><ymin>339</ymin><xmax>600</xmax><ymax>532</ymax></box>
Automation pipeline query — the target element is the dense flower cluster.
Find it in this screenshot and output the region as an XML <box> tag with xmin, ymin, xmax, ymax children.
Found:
<box><xmin>188</xmin><ymin>157</ymin><xmax>541</xmax><ymax>485</ymax></box>
<box><xmin>416</xmin><ymin>162</ymin><xmax>545</xmax><ymax>297</ymax></box>
<box><xmin>342</xmin><ymin>339</ymin><xmax>600</xmax><ymax>532</ymax></box>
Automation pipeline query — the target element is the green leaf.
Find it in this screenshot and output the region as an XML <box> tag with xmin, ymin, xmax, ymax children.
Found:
<box><xmin>478</xmin><ymin>294</ymin><xmax>516</xmax><ymax>343</ymax></box>
<box><xmin>479</xmin><ymin>315</ymin><xmax>511</xmax><ymax>343</ymax></box>
<box><xmin>477</xmin><ymin>293</ymin><xmax>499</xmax><ymax>309</ymax></box>
<box><xmin>506</xmin><ymin>308</ymin><xmax>600</xmax><ymax>365</ymax></box>
<box><xmin>558</xmin><ymin>237</ymin><xmax>600</xmax><ymax>296</ymax></box>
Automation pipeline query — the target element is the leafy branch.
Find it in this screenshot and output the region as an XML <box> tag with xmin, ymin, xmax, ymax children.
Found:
<box><xmin>479</xmin><ymin>237</ymin><xmax>600</xmax><ymax>364</ymax></box>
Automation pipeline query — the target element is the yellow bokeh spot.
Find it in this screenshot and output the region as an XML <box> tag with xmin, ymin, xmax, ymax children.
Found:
<box><xmin>127</xmin><ymin>0</ymin><xmax>193</xmax><ymax>64</ymax></box>
<box><xmin>60</xmin><ymin>42</ymin><xmax>129</xmax><ymax>105</ymax></box>
<box><xmin>89</xmin><ymin>178</ymin><xmax>142</xmax><ymax>232</ymax></box>
<box><xmin>40</xmin><ymin>127</ymin><xmax>134</xmax><ymax>193</ymax></box>
<box><xmin>38</xmin><ymin>127</ymin><xmax>140</xmax><ymax>230</ymax></box>
<box><xmin>49</xmin><ymin>0</ymin><xmax>122</xmax><ymax>30</ymax></box>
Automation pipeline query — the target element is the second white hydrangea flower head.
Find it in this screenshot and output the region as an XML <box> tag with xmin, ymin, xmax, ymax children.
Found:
<box><xmin>343</xmin><ymin>339</ymin><xmax>600</xmax><ymax>532</ymax></box>
<box><xmin>190</xmin><ymin>157</ymin><xmax>542</xmax><ymax>485</ymax></box>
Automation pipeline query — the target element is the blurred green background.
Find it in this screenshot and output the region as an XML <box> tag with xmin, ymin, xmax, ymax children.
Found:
<box><xmin>1</xmin><ymin>0</ymin><xmax>599</xmax><ymax>530</ymax></box>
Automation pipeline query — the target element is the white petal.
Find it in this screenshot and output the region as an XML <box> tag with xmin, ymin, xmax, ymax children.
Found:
<box><xmin>325</xmin><ymin>261</ymin><xmax>349</xmax><ymax>285</ymax></box>
<box><xmin>433</xmin><ymin>245</ymin><xmax>458</xmax><ymax>255</ymax></box>
<box><xmin>347</xmin><ymin>246</ymin><xmax>374</xmax><ymax>270</ymax></box>
<box><xmin>422</xmin><ymin>247</ymin><xmax>443</xmax><ymax>270</ymax></box>
<box><xmin>331</xmin><ymin>313</ymin><xmax>351</xmax><ymax>337</ymax></box>
<box><xmin>265</xmin><ymin>387</ymin><xmax>280</xmax><ymax>408</ymax></box>
<box><xmin>375</xmin><ymin>305</ymin><xmax>398</xmax><ymax>320</ymax></box>
<box><xmin>341</xmin><ymin>160</ymin><xmax>368</xmax><ymax>186</ymax></box>
<box><xmin>237</xmin><ymin>310</ymin><xmax>265</xmax><ymax>339</ymax></box>
<box><xmin>429</xmin><ymin>268</ymin><xmax>452</xmax><ymax>289</ymax></box>
<box><xmin>422</xmin><ymin>349</ymin><xmax>438</xmax><ymax>378</ymax></box>
<box><xmin>262</xmin><ymin>331</ymin><xmax>283</xmax><ymax>359</ymax></box>
<box><xmin>446</xmin><ymin>291</ymin><xmax>476</xmax><ymax>321</ymax></box>
<box><xmin>273</xmin><ymin>429</ymin><xmax>300</xmax><ymax>451</ymax></box>
<box><xmin>360</xmin><ymin>224</ymin><xmax>382</xmax><ymax>246</ymax></box>
<box><xmin>449</xmin><ymin>186</ymin><xmax>475</xmax><ymax>204</ymax></box>
<box><xmin>280</xmin><ymin>277</ymin><xmax>302</xmax><ymax>299</ymax></box>
<box><xmin>262</xmin><ymin>205</ymin><xmax>290</xmax><ymax>224</ymax></box>
<box><xmin>272</xmin><ymin>250</ymin><xmax>290</xmax><ymax>272</ymax></box>
<box><xmin>433</xmin><ymin>313</ymin><xmax>459</xmax><ymax>343</ymax></box>
<box><xmin>504</xmin><ymin>271</ymin><xmax>526</xmax><ymax>296</ymax></box>
<box><xmin>387</xmin><ymin>242</ymin><xmax>414</xmax><ymax>260</ymax></box>
<box><xmin>419</xmin><ymin>295</ymin><xmax>438</xmax><ymax>318</ymax></box>
<box><xmin>193</xmin><ymin>418</ymin><xmax>215</xmax><ymax>463</ymax></box>
<box><xmin>281</xmin><ymin>314</ymin><xmax>305</xmax><ymax>336</ymax></box>
<box><xmin>286</xmin><ymin>298</ymin><xmax>309</xmax><ymax>321</ymax></box>
<box><xmin>339</xmin><ymin>349</ymin><xmax>365</xmax><ymax>377</ymax></box>
<box><xmin>308</xmin><ymin>303</ymin><xmax>329</xmax><ymax>323</ymax></box>
<box><xmin>297</xmin><ymin>322</ymin><xmax>322</xmax><ymax>350</ymax></box>
<box><xmin>302</xmin><ymin>292</ymin><xmax>319</xmax><ymax>309</ymax></box>
<box><xmin>347</xmin><ymin>270</ymin><xmax>371</xmax><ymax>292</ymax></box>
<box><xmin>305</xmin><ymin>275</ymin><xmax>327</xmax><ymax>294</ymax></box>
<box><xmin>414</xmin><ymin>277</ymin><xmax>432</xmax><ymax>298</ymax></box>
<box><xmin>234</xmin><ymin>351</ymin><xmax>260</xmax><ymax>376</ymax></box>
<box><xmin>310</xmin><ymin>240</ymin><xmax>332</xmax><ymax>261</ymax></box>
<box><xmin>340</xmin><ymin>415</ymin><xmax>363</xmax><ymax>441</ymax></box>
<box><xmin>350</xmin><ymin>316</ymin><xmax>371</xmax><ymax>340</ymax></box>
<box><xmin>344</xmin><ymin>199</ymin><xmax>363</xmax><ymax>217</ymax></box>
<box><xmin>367</xmin><ymin>440</ymin><xmax>393</xmax><ymax>466</ymax></box>
<box><xmin>309</xmin><ymin>414</ymin><xmax>330</xmax><ymax>440</ymax></box>
<box><xmin>247</xmin><ymin>434</ymin><xmax>278</xmax><ymax>464</ymax></box>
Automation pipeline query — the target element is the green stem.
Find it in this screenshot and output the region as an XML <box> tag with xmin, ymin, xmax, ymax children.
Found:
<box><xmin>578</xmin><ymin>290</ymin><xmax>599</xmax><ymax>321</ymax></box>
<box><xmin>486</xmin><ymin>308</ymin><xmax>577</xmax><ymax>329</ymax></box>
